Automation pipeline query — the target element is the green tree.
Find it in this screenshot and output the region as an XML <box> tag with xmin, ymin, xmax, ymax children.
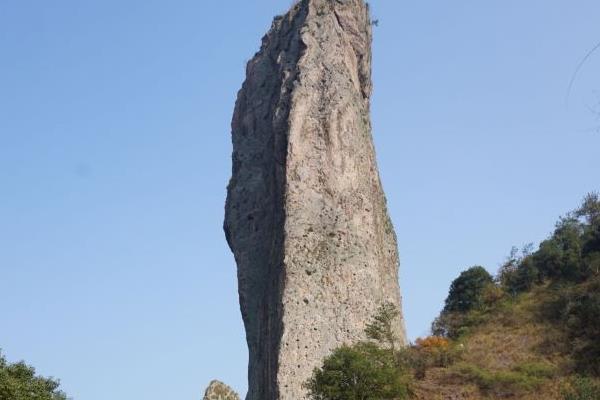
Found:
<box><xmin>365</xmin><ymin>302</ymin><xmax>400</xmax><ymax>353</ymax></box>
<box><xmin>498</xmin><ymin>245</ymin><xmax>538</xmax><ymax>295</ymax></box>
<box><xmin>576</xmin><ymin>192</ymin><xmax>600</xmax><ymax>226</ymax></box>
<box><xmin>443</xmin><ymin>266</ymin><xmax>494</xmax><ymax>313</ymax></box>
<box><xmin>0</xmin><ymin>352</ymin><xmax>67</xmax><ymax>400</ymax></box>
<box><xmin>579</xmin><ymin>193</ymin><xmax>600</xmax><ymax>276</ymax></box>
<box><xmin>533</xmin><ymin>216</ymin><xmax>584</xmax><ymax>282</ymax></box>
<box><xmin>304</xmin><ymin>343</ymin><xmax>411</xmax><ymax>400</ymax></box>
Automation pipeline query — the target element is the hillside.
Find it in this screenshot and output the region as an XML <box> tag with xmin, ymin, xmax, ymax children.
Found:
<box><xmin>411</xmin><ymin>193</ymin><xmax>600</xmax><ymax>399</ymax></box>
<box><xmin>413</xmin><ymin>284</ymin><xmax>597</xmax><ymax>399</ymax></box>
<box><xmin>307</xmin><ymin>193</ymin><xmax>600</xmax><ymax>400</ymax></box>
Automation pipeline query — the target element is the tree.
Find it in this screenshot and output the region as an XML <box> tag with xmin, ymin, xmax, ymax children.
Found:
<box><xmin>533</xmin><ymin>216</ymin><xmax>584</xmax><ymax>282</ymax></box>
<box><xmin>576</xmin><ymin>192</ymin><xmax>600</xmax><ymax>226</ymax></box>
<box><xmin>305</xmin><ymin>304</ymin><xmax>412</xmax><ymax>400</ymax></box>
<box><xmin>365</xmin><ymin>302</ymin><xmax>400</xmax><ymax>353</ymax></box>
<box><xmin>580</xmin><ymin>193</ymin><xmax>600</xmax><ymax>276</ymax></box>
<box><xmin>498</xmin><ymin>245</ymin><xmax>535</xmax><ymax>294</ymax></box>
<box><xmin>443</xmin><ymin>266</ymin><xmax>494</xmax><ymax>313</ymax></box>
<box><xmin>0</xmin><ymin>352</ymin><xmax>67</xmax><ymax>400</ymax></box>
<box><xmin>304</xmin><ymin>343</ymin><xmax>411</xmax><ymax>400</ymax></box>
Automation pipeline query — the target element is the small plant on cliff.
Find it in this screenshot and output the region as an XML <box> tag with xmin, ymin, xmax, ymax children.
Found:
<box><xmin>365</xmin><ymin>302</ymin><xmax>400</xmax><ymax>352</ymax></box>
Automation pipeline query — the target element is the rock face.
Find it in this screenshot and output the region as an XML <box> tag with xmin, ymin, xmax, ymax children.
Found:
<box><xmin>224</xmin><ymin>0</ymin><xmax>406</xmax><ymax>399</ymax></box>
<box><xmin>203</xmin><ymin>380</ymin><xmax>240</xmax><ymax>400</ymax></box>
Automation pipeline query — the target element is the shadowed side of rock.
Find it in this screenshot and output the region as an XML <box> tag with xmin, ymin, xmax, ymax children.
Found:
<box><xmin>224</xmin><ymin>2</ymin><xmax>309</xmax><ymax>399</ymax></box>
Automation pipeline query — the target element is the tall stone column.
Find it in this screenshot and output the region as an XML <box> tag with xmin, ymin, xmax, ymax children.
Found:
<box><xmin>224</xmin><ymin>1</ymin><xmax>406</xmax><ymax>399</ymax></box>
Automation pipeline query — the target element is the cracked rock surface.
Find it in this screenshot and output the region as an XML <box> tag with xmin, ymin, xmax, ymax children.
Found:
<box><xmin>224</xmin><ymin>1</ymin><xmax>406</xmax><ymax>399</ymax></box>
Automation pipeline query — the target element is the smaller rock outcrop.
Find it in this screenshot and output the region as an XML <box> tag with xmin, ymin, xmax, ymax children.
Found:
<box><xmin>202</xmin><ymin>380</ymin><xmax>240</xmax><ymax>400</ymax></box>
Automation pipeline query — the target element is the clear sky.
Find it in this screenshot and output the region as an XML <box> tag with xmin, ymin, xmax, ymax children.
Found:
<box><xmin>1</xmin><ymin>1</ymin><xmax>599</xmax><ymax>399</ymax></box>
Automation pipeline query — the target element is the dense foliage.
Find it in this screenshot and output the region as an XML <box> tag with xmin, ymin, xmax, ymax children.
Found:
<box><xmin>432</xmin><ymin>266</ymin><xmax>496</xmax><ymax>338</ymax></box>
<box><xmin>0</xmin><ymin>352</ymin><xmax>67</xmax><ymax>400</ymax></box>
<box><xmin>306</xmin><ymin>304</ymin><xmax>412</xmax><ymax>400</ymax></box>
<box><xmin>443</xmin><ymin>266</ymin><xmax>494</xmax><ymax>313</ymax></box>
<box><xmin>499</xmin><ymin>192</ymin><xmax>600</xmax><ymax>292</ymax></box>
<box><xmin>305</xmin><ymin>342</ymin><xmax>412</xmax><ymax>400</ymax></box>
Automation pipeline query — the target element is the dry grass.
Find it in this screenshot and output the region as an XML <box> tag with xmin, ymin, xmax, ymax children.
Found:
<box><xmin>411</xmin><ymin>290</ymin><xmax>575</xmax><ymax>399</ymax></box>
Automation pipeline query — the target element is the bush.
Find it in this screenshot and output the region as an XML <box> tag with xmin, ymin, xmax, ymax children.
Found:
<box><xmin>414</xmin><ymin>336</ymin><xmax>457</xmax><ymax>368</ymax></box>
<box><xmin>415</xmin><ymin>336</ymin><xmax>449</xmax><ymax>350</ymax></box>
<box><xmin>394</xmin><ymin>337</ymin><xmax>463</xmax><ymax>380</ymax></box>
<box><xmin>304</xmin><ymin>342</ymin><xmax>412</xmax><ymax>400</ymax></box>
<box><xmin>431</xmin><ymin>309</ymin><xmax>492</xmax><ymax>339</ymax></box>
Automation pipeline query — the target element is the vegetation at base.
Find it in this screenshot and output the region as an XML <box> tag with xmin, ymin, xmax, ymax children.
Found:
<box><xmin>305</xmin><ymin>342</ymin><xmax>412</xmax><ymax>400</ymax></box>
<box><xmin>309</xmin><ymin>193</ymin><xmax>600</xmax><ymax>399</ymax></box>
<box><xmin>305</xmin><ymin>303</ymin><xmax>413</xmax><ymax>400</ymax></box>
<box><xmin>0</xmin><ymin>351</ymin><xmax>67</xmax><ymax>400</ymax></box>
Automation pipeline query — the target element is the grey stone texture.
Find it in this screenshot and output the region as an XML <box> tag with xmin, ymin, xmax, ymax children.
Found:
<box><xmin>224</xmin><ymin>0</ymin><xmax>406</xmax><ymax>399</ymax></box>
<box><xmin>202</xmin><ymin>380</ymin><xmax>240</xmax><ymax>400</ymax></box>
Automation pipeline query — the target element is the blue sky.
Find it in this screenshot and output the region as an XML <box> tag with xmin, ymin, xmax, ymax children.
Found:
<box><xmin>1</xmin><ymin>1</ymin><xmax>599</xmax><ymax>399</ymax></box>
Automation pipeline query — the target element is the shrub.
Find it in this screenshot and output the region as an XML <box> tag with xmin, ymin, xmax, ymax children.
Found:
<box><xmin>431</xmin><ymin>310</ymin><xmax>486</xmax><ymax>339</ymax></box>
<box><xmin>415</xmin><ymin>336</ymin><xmax>449</xmax><ymax>350</ymax></box>
<box><xmin>481</xmin><ymin>283</ymin><xmax>505</xmax><ymax>306</ymax></box>
<box><xmin>513</xmin><ymin>361</ymin><xmax>557</xmax><ymax>379</ymax></box>
<box><xmin>395</xmin><ymin>337</ymin><xmax>463</xmax><ymax>380</ymax></box>
<box><xmin>415</xmin><ymin>336</ymin><xmax>460</xmax><ymax>369</ymax></box>
<box><xmin>304</xmin><ymin>342</ymin><xmax>412</xmax><ymax>400</ymax></box>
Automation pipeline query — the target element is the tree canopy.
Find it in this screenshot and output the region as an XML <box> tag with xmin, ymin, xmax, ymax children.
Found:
<box><xmin>0</xmin><ymin>352</ymin><xmax>67</xmax><ymax>400</ymax></box>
